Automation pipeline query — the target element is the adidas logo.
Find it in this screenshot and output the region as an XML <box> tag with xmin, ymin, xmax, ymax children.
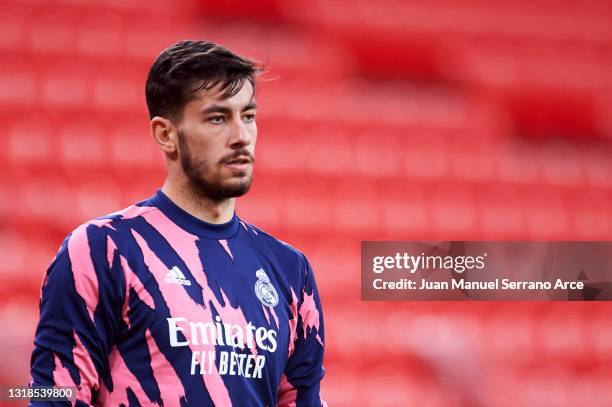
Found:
<box><xmin>164</xmin><ymin>266</ymin><xmax>192</xmax><ymax>286</ymax></box>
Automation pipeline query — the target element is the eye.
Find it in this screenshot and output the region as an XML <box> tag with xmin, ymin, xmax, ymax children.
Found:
<box><xmin>243</xmin><ymin>113</ymin><xmax>256</xmax><ymax>123</ymax></box>
<box><xmin>208</xmin><ymin>115</ymin><xmax>226</xmax><ymax>124</ymax></box>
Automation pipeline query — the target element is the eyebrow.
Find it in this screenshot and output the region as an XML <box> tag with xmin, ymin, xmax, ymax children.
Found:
<box><xmin>200</xmin><ymin>100</ymin><xmax>258</xmax><ymax>116</ymax></box>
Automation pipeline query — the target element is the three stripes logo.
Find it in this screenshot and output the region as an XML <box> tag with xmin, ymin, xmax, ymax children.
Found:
<box><xmin>164</xmin><ymin>266</ymin><xmax>192</xmax><ymax>286</ymax></box>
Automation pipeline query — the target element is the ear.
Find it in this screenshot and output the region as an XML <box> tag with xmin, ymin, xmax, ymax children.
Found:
<box><xmin>151</xmin><ymin>116</ymin><xmax>178</xmax><ymax>154</ymax></box>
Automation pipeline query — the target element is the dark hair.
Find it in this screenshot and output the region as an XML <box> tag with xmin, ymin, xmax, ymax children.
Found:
<box><xmin>145</xmin><ymin>40</ymin><xmax>262</xmax><ymax>121</ymax></box>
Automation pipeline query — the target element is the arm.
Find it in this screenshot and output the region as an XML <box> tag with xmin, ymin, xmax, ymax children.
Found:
<box><xmin>30</xmin><ymin>222</ymin><xmax>125</xmax><ymax>406</ymax></box>
<box><xmin>278</xmin><ymin>258</ymin><xmax>326</xmax><ymax>407</ymax></box>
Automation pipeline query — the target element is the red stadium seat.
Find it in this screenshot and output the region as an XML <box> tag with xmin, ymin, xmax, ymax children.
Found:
<box><xmin>5</xmin><ymin>0</ymin><xmax>612</xmax><ymax>402</ymax></box>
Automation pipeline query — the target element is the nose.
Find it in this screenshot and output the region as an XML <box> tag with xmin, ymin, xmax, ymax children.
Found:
<box><xmin>228</xmin><ymin>117</ymin><xmax>254</xmax><ymax>148</ymax></box>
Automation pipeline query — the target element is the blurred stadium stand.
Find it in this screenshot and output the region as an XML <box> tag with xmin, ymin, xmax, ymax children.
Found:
<box><xmin>1</xmin><ymin>0</ymin><xmax>612</xmax><ymax>405</ymax></box>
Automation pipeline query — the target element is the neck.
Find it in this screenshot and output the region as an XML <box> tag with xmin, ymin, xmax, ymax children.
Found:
<box><xmin>161</xmin><ymin>178</ymin><xmax>235</xmax><ymax>224</ymax></box>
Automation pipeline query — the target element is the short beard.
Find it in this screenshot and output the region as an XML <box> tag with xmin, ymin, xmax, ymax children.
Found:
<box><xmin>178</xmin><ymin>130</ymin><xmax>252</xmax><ymax>202</ymax></box>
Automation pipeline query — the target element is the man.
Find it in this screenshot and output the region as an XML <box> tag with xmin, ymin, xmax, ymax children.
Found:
<box><xmin>30</xmin><ymin>40</ymin><xmax>326</xmax><ymax>406</ymax></box>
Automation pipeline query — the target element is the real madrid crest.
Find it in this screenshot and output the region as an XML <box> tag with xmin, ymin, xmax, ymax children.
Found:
<box><xmin>254</xmin><ymin>268</ymin><xmax>279</xmax><ymax>308</ymax></box>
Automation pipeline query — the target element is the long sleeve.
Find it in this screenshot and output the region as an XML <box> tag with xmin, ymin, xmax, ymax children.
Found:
<box><xmin>30</xmin><ymin>222</ymin><xmax>125</xmax><ymax>406</ymax></box>
<box><xmin>278</xmin><ymin>258</ymin><xmax>326</xmax><ymax>407</ymax></box>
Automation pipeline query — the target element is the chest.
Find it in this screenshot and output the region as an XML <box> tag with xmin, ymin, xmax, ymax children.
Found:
<box><xmin>119</xmin><ymin>236</ymin><xmax>293</xmax><ymax>382</ymax></box>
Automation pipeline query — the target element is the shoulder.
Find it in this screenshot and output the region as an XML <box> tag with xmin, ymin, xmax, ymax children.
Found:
<box><xmin>62</xmin><ymin>199</ymin><xmax>161</xmax><ymax>254</ymax></box>
<box><xmin>50</xmin><ymin>201</ymin><xmax>161</xmax><ymax>281</ymax></box>
<box><xmin>237</xmin><ymin>218</ymin><xmax>310</xmax><ymax>267</ymax></box>
<box><xmin>88</xmin><ymin>199</ymin><xmax>160</xmax><ymax>231</ymax></box>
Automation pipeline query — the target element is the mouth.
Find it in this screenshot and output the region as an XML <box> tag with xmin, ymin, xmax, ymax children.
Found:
<box><xmin>223</xmin><ymin>156</ymin><xmax>252</xmax><ymax>170</ymax></box>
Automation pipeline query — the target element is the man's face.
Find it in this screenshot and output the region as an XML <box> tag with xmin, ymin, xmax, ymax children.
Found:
<box><xmin>176</xmin><ymin>80</ymin><xmax>257</xmax><ymax>202</ymax></box>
